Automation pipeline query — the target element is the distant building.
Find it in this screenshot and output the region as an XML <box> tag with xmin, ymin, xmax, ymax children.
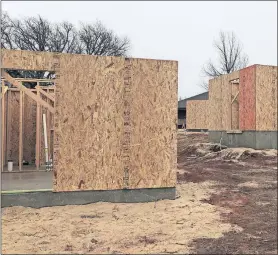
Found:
<box><xmin>178</xmin><ymin>92</ymin><xmax>208</xmax><ymax>128</ymax></box>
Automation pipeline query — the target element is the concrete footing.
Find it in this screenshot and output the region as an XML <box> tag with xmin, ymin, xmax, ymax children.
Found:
<box><xmin>209</xmin><ymin>130</ymin><xmax>277</xmax><ymax>150</ymax></box>
<box><xmin>1</xmin><ymin>187</ymin><xmax>176</xmax><ymax>208</ymax></box>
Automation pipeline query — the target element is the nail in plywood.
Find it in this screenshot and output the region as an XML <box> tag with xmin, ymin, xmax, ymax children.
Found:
<box><xmin>255</xmin><ymin>65</ymin><xmax>278</xmax><ymax>131</ymax></box>
<box><xmin>186</xmin><ymin>100</ymin><xmax>208</xmax><ymax>130</ymax></box>
<box><xmin>239</xmin><ymin>65</ymin><xmax>256</xmax><ymax>130</ymax></box>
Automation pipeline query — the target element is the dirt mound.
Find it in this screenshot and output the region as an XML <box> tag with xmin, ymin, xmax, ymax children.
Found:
<box><xmin>179</xmin><ymin>143</ymin><xmax>227</xmax><ymax>157</ymax></box>
<box><xmin>180</xmin><ymin>142</ymin><xmax>277</xmax><ymax>160</ymax></box>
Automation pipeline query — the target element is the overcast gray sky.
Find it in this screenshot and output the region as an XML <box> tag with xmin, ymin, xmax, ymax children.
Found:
<box><xmin>2</xmin><ymin>1</ymin><xmax>277</xmax><ymax>98</ymax></box>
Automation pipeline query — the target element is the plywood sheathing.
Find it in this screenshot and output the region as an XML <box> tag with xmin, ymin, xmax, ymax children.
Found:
<box><xmin>186</xmin><ymin>101</ymin><xmax>208</xmax><ymax>130</ymax></box>
<box><xmin>3</xmin><ymin>89</ymin><xmax>54</xmax><ymax>166</ymax></box>
<box><xmin>7</xmin><ymin>91</ymin><xmax>20</xmax><ymax>162</ymax></box>
<box><xmin>255</xmin><ymin>65</ymin><xmax>278</xmax><ymax>131</ymax></box>
<box><xmin>53</xmin><ymin>54</ymin><xmax>126</xmax><ymax>192</ymax></box>
<box><xmin>1</xmin><ymin>49</ymin><xmax>57</xmax><ymax>71</ymax></box>
<box><xmin>208</xmin><ymin>71</ymin><xmax>239</xmax><ymax>131</ymax></box>
<box><xmin>128</xmin><ymin>59</ymin><xmax>177</xmax><ymax>189</ymax></box>
<box><xmin>2</xmin><ymin>49</ymin><xmax>177</xmax><ymax>191</ymax></box>
<box><xmin>23</xmin><ymin>95</ymin><xmax>36</xmax><ymax>163</ymax></box>
<box><xmin>208</xmin><ymin>76</ymin><xmax>223</xmax><ymax>130</ymax></box>
<box><xmin>239</xmin><ymin>65</ymin><xmax>256</xmax><ymax>130</ymax></box>
<box><xmin>231</xmin><ymin>83</ymin><xmax>239</xmax><ymax>130</ymax></box>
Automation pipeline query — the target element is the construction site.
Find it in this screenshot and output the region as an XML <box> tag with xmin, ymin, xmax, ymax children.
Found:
<box><xmin>1</xmin><ymin>49</ymin><xmax>277</xmax><ymax>254</ymax></box>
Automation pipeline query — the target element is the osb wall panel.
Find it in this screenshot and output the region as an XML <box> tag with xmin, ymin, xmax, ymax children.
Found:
<box><xmin>231</xmin><ymin>83</ymin><xmax>239</xmax><ymax>130</ymax></box>
<box><xmin>208</xmin><ymin>76</ymin><xmax>223</xmax><ymax>130</ymax></box>
<box><xmin>1</xmin><ymin>49</ymin><xmax>58</xmax><ymax>71</ymax></box>
<box><xmin>222</xmin><ymin>71</ymin><xmax>239</xmax><ymax>130</ymax></box>
<box><xmin>256</xmin><ymin>65</ymin><xmax>278</xmax><ymax>131</ymax></box>
<box><xmin>7</xmin><ymin>91</ymin><xmax>20</xmax><ymax>162</ymax></box>
<box><xmin>53</xmin><ymin>54</ymin><xmax>126</xmax><ymax>192</ymax></box>
<box><xmin>128</xmin><ymin>59</ymin><xmax>177</xmax><ymax>189</ymax></box>
<box><xmin>239</xmin><ymin>65</ymin><xmax>256</xmax><ymax>130</ymax></box>
<box><xmin>208</xmin><ymin>71</ymin><xmax>239</xmax><ymax>131</ymax></box>
<box><xmin>186</xmin><ymin>101</ymin><xmax>208</xmax><ymax>130</ymax></box>
<box><xmin>23</xmin><ymin>94</ymin><xmax>36</xmax><ymax>163</ymax></box>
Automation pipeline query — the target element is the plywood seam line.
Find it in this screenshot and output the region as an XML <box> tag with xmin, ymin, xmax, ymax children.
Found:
<box><xmin>2</xmin><ymin>71</ymin><xmax>55</xmax><ymax>114</ymax></box>
<box><xmin>52</xmin><ymin>54</ymin><xmax>60</xmax><ymax>188</ymax></box>
<box><xmin>122</xmin><ymin>58</ymin><xmax>132</xmax><ymax>189</ymax></box>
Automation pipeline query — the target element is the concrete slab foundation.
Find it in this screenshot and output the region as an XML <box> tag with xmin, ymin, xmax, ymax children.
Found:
<box><xmin>209</xmin><ymin>131</ymin><xmax>277</xmax><ymax>150</ymax></box>
<box><xmin>1</xmin><ymin>188</ymin><xmax>176</xmax><ymax>208</ymax></box>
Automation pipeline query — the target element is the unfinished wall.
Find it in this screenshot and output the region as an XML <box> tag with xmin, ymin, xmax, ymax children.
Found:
<box><xmin>186</xmin><ymin>100</ymin><xmax>208</xmax><ymax>130</ymax></box>
<box><xmin>208</xmin><ymin>71</ymin><xmax>240</xmax><ymax>131</ymax></box>
<box><xmin>239</xmin><ymin>65</ymin><xmax>256</xmax><ymax>130</ymax></box>
<box><xmin>23</xmin><ymin>94</ymin><xmax>36</xmax><ymax>163</ymax></box>
<box><xmin>4</xmin><ymin>90</ymin><xmax>53</xmax><ymax>165</ymax></box>
<box><xmin>53</xmin><ymin>54</ymin><xmax>126</xmax><ymax>191</ymax></box>
<box><xmin>2</xmin><ymin>49</ymin><xmax>177</xmax><ymax>192</ymax></box>
<box><xmin>208</xmin><ymin>76</ymin><xmax>223</xmax><ymax>130</ymax></box>
<box><xmin>128</xmin><ymin>59</ymin><xmax>177</xmax><ymax>189</ymax></box>
<box><xmin>256</xmin><ymin>65</ymin><xmax>277</xmax><ymax>131</ymax></box>
<box><xmin>231</xmin><ymin>83</ymin><xmax>239</xmax><ymax>130</ymax></box>
<box><xmin>7</xmin><ymin>91</ymin><xmax>20</xmax><ymax>162</ymax></box>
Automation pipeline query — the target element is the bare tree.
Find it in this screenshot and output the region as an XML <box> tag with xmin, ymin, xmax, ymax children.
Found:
<box><xmin>1</xmin><ymin>13</ymin><xmax>130</xmax><ymax>56</ymax></box>
<box><xmin>1</xmin><ymin>12</ymin><xmax>131</xmax><ymax>86</ymax></box>
<box><xmin>79</xmin><ymin>21</ymin><xmax>130</xmax><ymax>56</ymax></box>
<box><xmin>49</xmin><ymin>22</ymin><xmax>79</xmax><ymax>53</ymax></box>
<box><xmin>200</xmin><ymin>31</ymin><xmax>249</xmax><ymax>91</ymax></box>
<box><xmin>1</xmin><ymin>12</ymin><xmax>16</xmax><ymax>49</ymax></box>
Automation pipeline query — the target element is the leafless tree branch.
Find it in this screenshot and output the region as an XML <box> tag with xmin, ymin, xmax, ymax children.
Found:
<box><xmin>200</xmin><ymin>31</ymin><xmax>249</xmax><ymax>91</ymax></box>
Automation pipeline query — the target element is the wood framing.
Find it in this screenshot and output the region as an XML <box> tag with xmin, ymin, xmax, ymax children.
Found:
<box><xmin>19</xmin><ymin>91</ymin><xmax>23</xmax><ymax>171</ymax></box>
<box><xmin>1</xmin><ymin>49</ymin><xmax>177</xmax><ymax>192</ymax></box>
<box><xmin>3</xmin><ymin>72</ymin><xmax>55</xmax><ymax>113</ymax></box>
<box><xmin>207</xmin><ymin>64</ymin><xmax>277</xmax><ymax>132</ymax></box>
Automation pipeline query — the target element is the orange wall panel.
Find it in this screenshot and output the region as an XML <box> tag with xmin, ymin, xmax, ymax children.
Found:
<box><xmin>239</xmin><ymin>65</ymin><xmax>256</xmax><ymax>130</ymax></box>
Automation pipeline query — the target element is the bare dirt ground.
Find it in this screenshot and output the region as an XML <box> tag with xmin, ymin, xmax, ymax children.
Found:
<box><xmin>2</xmin><ymin>131</ymin><xmax>277</xmax><ymax>254</ymax></box>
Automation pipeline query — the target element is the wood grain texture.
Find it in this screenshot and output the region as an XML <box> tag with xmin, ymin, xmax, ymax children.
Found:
<box><xmin>1</xmin><ymin>49</ymin><xmax>57</xmax><ymax>71</ymax></box>
<box><xmin>255</xmin><ymin>65</ymin><xmax>277</xmax><ymax>131</ymax></box>
<box><xmin>239</xmin><ymin>65</ymin><xmax>256</xmax><ymax>130</ymax></box>
<box><xmin>208</xmin><ymin>76</ymin><xmax>223</xmax><ymax>130</ymax></box>
<box><xmin>53</xmin><ymin>54</ymin><xmax>126</xmax><ymax>192</ymax></box>
<box><xmin>186</xmin><ymin>101</ymin><xmax>208</xmax><ymax>130</ymax></box>
<box><xmin>2</xmin><ymin>49</ymin><xmax>177</xmax><ymax>192</ymax></box>
<box><xmin>222</xmin><ymin>71</ymin><xmax>240</xmax><ymax>130</ymax></box>
<box><xmin>128</xmin><ymin>59</ymin><xmax>177</xmax><ymax>189</ymax></box>
<box><xmin>231</xmin><ymin>83</ymin><xmax>239</xmax><ymax>130</ymax></box>
<box><xmin>23</xmin><ymin>94</ymin><xmax>36</xmax><ymax>163</ymax></box>
<box><xmin>7</xmin><ymin>91</ymin><xmax>20</xmax><ymax>162</ymax></box>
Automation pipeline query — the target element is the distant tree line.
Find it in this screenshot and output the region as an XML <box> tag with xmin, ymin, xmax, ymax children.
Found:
<box><xmin>1</xmin><ymin>12</ymin><xmax>131</xmax><ymax>86</ymax></box>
